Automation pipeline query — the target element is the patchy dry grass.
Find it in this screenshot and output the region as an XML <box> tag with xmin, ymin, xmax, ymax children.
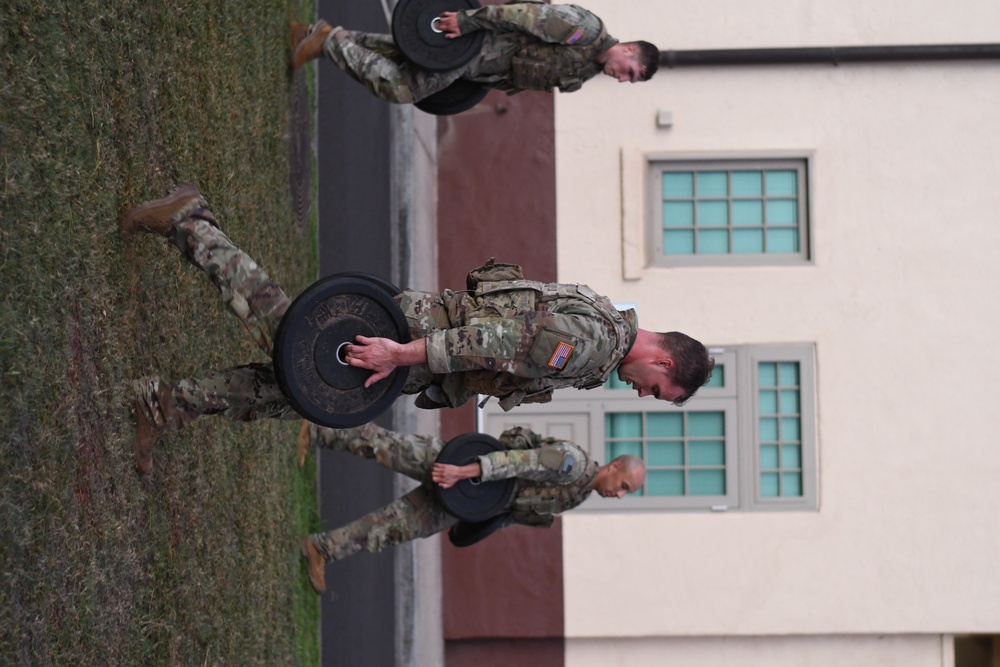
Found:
<box><xmin>1</xmin><ymin>0</ymin><xmax>320</xmax><ymax>664</ymax></box>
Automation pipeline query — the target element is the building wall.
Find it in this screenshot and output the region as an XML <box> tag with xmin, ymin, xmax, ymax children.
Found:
<box><xmin>567</xmin><ymin>635</ymin><xmax>954</xmax><ymax>667</ymax></box>
<box><xmin>553</xmin><ymin>0</ymin><xmax>1000</xmax><ymax>651</ymax></box>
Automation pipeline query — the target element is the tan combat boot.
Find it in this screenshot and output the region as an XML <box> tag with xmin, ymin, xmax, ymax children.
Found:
<box><xmin>133</xmin><ymin>400</ymin><xmax>163</xmax><ymax>475</ymax></box>
<box><xmin>292</xmin><ymin>20</ymin><xmax>333</xmax><ymax>71</ymax></box>
<box><xmin>297</xmin><ymin>419</ymin><xmax>312</xmax><ymax>468</ymax></box>
<box><xmin>119</xmin><ymin>182</ymin><xmax>206</xmax><ymax>238</ymax></box>
<box><xmin>301</xmin><ymin>538</ymin><xmax>327</xmax><ymax>594</ymax></box>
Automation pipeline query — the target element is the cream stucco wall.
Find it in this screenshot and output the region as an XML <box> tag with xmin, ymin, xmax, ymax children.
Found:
<box><xmin>566</xmin><ymin>635</ymin><xmax>954</xmax><ymax>667</ymax></box>
<box><xmin>555</xmin><ymin>0</ymin><xmax>1000</xmax><ymax>644</ymax></box>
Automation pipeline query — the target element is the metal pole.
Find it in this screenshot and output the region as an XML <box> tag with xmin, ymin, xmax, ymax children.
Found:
<box><xmin>661</xmin><ymin>43</ymin><xmax>1000</xmax><ymax>68</ymax></box>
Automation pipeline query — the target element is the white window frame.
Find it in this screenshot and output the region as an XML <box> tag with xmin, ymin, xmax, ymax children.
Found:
<box><xmin>619</xmin><ymin>150</ymin><xmax>815</xmax><ymax>279</ymax></box>
<box><xmin>648</xmin><ymin>156</ymin><xmax>813</xmax><ymax>268</ymax></box>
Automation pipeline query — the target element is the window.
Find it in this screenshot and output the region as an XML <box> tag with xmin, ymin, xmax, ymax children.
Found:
<box><xmin>479</xmin><ymin>344</ymin><xmax>817</xmax><ymax>512</ymax></box>
<box><xmin>648</xmin><ymin>158</ymin><xmax>811</xmax><ymax>267</ymax></box>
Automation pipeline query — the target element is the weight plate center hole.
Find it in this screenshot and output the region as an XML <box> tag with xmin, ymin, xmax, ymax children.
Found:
<box><xmin>336</xmin><ymin>341</ymin><xmax>351</xmax><ymax>366</ymax></box>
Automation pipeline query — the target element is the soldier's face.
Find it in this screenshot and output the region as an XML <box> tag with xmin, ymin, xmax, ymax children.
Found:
<box><xmin>594</xmin><ymin>463</ymin><xmax>642</xmax><ymax>499</ymax></box>
<box><xmin>617</xmin><ymin>359</ymin><xmax>685</xmax><ymax>403</ymax></box>
<box><xmin>602</xmin><ymin>51</ymin><xmax>642</xmax><ymax>83</ymax></box>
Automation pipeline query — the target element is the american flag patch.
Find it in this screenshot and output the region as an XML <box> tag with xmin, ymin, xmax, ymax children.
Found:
<box><xmin>547</xmin><ymin>341</ymin><xmax>575</xmax><ymax>369</ymax></box>
<box><xmin>564</xmin><ymin>29</ymin><xmax>584</xmax><ymax>44</ymax></box>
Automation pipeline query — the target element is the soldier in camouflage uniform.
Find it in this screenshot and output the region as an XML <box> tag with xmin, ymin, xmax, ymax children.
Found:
<box><xmin>290</xmin><ymin>2</ymin><xmax>661</xmax><ymax>104</ymax></box>
<box><xmin>120</xmin><ymin>184</ymin><xmax>712</xmax><ymax>473</ymax></box>
<box><xmin>298</xmin><ymin>421</ymin><xmax>645</xmax><ymax>594</ymax></box>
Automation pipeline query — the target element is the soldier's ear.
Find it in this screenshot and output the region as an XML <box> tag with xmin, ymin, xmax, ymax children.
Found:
<box><xmin>657</xmin><ymin>356</ymin><xmax>675</xmax><ymax>371</ymax></box>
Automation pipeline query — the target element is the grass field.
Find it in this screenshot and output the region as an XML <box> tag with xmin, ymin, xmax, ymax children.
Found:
<box><xmin>0</xmin><ymin>1</ymin><xmax>320</xmax><ymax>664</ymax></box>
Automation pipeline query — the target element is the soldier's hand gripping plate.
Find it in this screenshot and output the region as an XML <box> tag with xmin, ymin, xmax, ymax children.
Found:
<box><xmin>392</xmin><ymin>0</ymin><xmax>486</xmax><ymax>71</ymax></box>
<box><xmin>273</xmin><ymin>273</ymin><xmax>409</xmax><ymax>428</ymax></box>
<box><xmin>434</xmin><ymin>433</ymin><xmax>517</xmax><ymax>523</ymax></box>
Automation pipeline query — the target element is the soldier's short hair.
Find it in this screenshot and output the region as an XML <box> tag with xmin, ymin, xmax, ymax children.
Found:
<box><xmin>657</xmin><ymin>331</ymin><xmax>715</xmax><ymax>405</ymax></box>
<box><xmin>615</xmin><ymin>454</ymin><xmax>646</xmax><ymax>488</ymax></box>
<box><xmin>630</xmin><ymin>41</ymin><xmax>660</xmax><ymax>81</ymax></box>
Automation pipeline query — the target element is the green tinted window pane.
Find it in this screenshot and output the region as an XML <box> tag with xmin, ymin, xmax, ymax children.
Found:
<box><xmin>731</xmin><ymin>171</ymin><xmax>762</xmax><ymax>197</ymax></box>
<box><xmin>766</xmin><ymin>199</ymin><xmax>798</xmax><ymax>226</ymax></box>
<box><xmin>759</xmin><ymin>417</ymin><xmax>779</xmax><ymax>442</ymax></box>
<box><xmin>697</xmin><ymin>171</ymin><xmax>728</xmax><ymax>197</ymax></box>
<box><xmin>780</xmin><ymin>389</ymin><xmax>800</xmax><ymax>414</ymax></box>
<box><xmin>697</xmin><ymin>200</ymin><xmax>728</xmax><ymax>226</ymax></box>
<box><xmin>647</xmin><ymin>412</ymin><xmax>684</xmax><ymax>437</ymax></box>
<box><xmin>733</xmin><ymin>229</ymin><xmax>764</xmax><ymax>254</ymax></box>
<box><xmin>781</xmin><ymin>444</ymin><xmax>801</xmax><ymax>468</ymax></box>
<box><xmin>663</xmin><ymin>172</ymin><xmax>694</xmax><ymax>198</ymax></box>
<box><xmin>604</xmin><ymin>374</ymin><xmax>629</xmax><ymax>390</ymax></box>
<box><xmin>766</xmin><ymin>170</ymin><xmax>797</xmax><ymax>196</ymax></box>
<box><xmin>758</xmin><ymin>389</ymin><xmax>778</xmax><ymax>414</ymax></box>
<box><xmin>689</xmin><ymin>440</ymin><xmax>725</xmax><ymax>465</ymax></box>
<box><xmin>647</xmin><ymin>440</ymin><xmax>684</xmax><ymax>466</ymax></box>
<box><xmin>780</xmin><ymin>417</ymin><xmax>801</xmax><ymax>441</ymax></box>
<box><xmin>606</xmin><ymin>412</ymin><xmax>642</xmax><ymax>438</ymax></box>
<box><xmin>647</xmin><ymin>470</ymin><xmax>685</xmax><ymax>495</ymax></box>
<box><xmin>760</xmin><ymin>444</ymin><xmax>779</xmax><ymax>469</ymax></box>
<box><xmin>758</xmin><ymin>362</ymin><xmax>777</xmax><ymax>387</ymax></box>
<box><xmin>698</xmin><ymin>229</ymin><xmax>729</xmax><ymax>254</ymax></box>
<box><xmin>688</xmin><ymin>411</ymin><xmax>725</xmax><ymax>437</ymax></box>
<box><xmin>689</xmin><ymin>469</ymin><xmax>725</xmax><ymax>495</ymax></box>
<box><xmin>663</xmin><ymin>201</ymin><xmax>694</xmax><ymax>228</ymax></box>
<box><xmin>732</xmin><ymin>200</ymin><xmax>763</xmax><ymax>226</ymax></box>
<box><xmin>664</xmin><ymin>230</ymin><xmax>695</xmax><ymax>255</ymax></box>
<box><xmin>781</xmin><ymin>472</ymin><xmax>803</xmax><ymax>496</ymax></box>
<box><xmin>766</xmin><ymin>228</ymin><xmax>798</xmax><ymax>253</ymax></box>
<box><xmin>779</xmin><ymin>362</ymin><xmax>800</xmax><ymax>386</ymax></box>
<box><xmin>704</xmin><ymin>364</ymin><xmax>724</xmax><ymax>388</ymax></box>
<box><xmin>760</xmin><ymin>472</ymin><xmax>780</xmax><ymax>497</ymax></box>
<box><xmin>606</xmin><ymin>440</ymin><xmax>643</xmax><ymax>459</ymax></box>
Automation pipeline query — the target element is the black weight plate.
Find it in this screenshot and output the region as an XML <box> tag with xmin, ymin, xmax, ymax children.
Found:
<box><xmin>415</xmin><ymin>80</ymin><xmax>488</xmax><ymax>116</ymax></box>
<box><xmin>392</xmin><ymin>0</ymin><xmax>485</xmax><ymax>72</ymax></box>
<box><xmin>434</xmin><ymin>433</ymin><xmax>517</xmax><ymax>522</ymax></box>
<box><xmin>273</xmin><ymin>274</ymin><xmax>410</xmax><ymax>428</ymax></box>
<box><xmin>334</xmin><ymin>271</ymin><xmax>401</xmax><ymax>299</ymax></box>
<box><xmin>448</xmin><ymin>513</ymin><xmax>511</xmax><ymax>548</ymax></box>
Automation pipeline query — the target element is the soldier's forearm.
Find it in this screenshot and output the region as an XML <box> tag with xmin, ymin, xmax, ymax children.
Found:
<box><xmin>393</xmin><ymin>339</ymin><xmax>428</xmax><ymax>367</ymax></box>
<box><xmin>455</xmin><ymin>5</ymin><xmax>539</xmax><ymax>37</ymax></box>
<box><xmin>456</xmin><ymin>4</ymin><xmax>598</xmax><ymax>45</ymax></box>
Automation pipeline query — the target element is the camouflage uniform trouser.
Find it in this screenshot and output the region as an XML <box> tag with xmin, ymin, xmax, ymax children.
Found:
<box><xmin>135</xmin><ymin>214</ymin><xmax>297</xmax><ymax>430</ymax></box>
<box><xmin>323</xmin><ymin>28</ymin><xmax>480</xmax><ymax>103</ymax></box>
<box><xmin>306</xmin><ymin>423</ymin><xmax>459</xmax><ymax>562</ymax></box>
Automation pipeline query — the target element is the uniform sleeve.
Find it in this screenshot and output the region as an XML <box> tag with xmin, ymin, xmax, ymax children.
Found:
<box><xmin>455</xmin><ymin>3</ymin><xmax>604</xmax><ymax>46</ymax></box>
<box><xmin>422</xmin><ymin>311</ymin><xmax>609</xmax><ymax>378</ymax></box>
<box><xmin>478</xmin><ymin>442</ymin><xmax>590</xmax><ymax>483</ymax></box>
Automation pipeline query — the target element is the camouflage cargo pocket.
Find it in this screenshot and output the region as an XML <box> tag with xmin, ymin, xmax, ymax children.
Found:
<box><xmin>473</xmin><ymin>284</ymin><xmax>537</xmax><ymax>318</ymax></box>
<box><xmin>465</xmin><ymin>259</ymin><xmax>524</xmax><ymax>290</ymax></box>
<box><xmin>510</xmin><ymin>57</ymin><xmax>556</xmax><ymax>91</ymax></box>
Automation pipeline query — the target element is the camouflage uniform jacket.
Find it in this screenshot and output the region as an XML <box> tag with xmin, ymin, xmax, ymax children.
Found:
<box><xmin>396</xmin><ymin>262</ymin><xmax>639</xmax><ymax>411</ymax></box>
<box><xmin>487</xmin><ymin>427</ymin><xmax>599</xmax><ymax>528</ymax></box>
<box><xmin>456</xmin><ymin>2</ymin><xmax>618</xmax><ymax>93</ymax></box>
